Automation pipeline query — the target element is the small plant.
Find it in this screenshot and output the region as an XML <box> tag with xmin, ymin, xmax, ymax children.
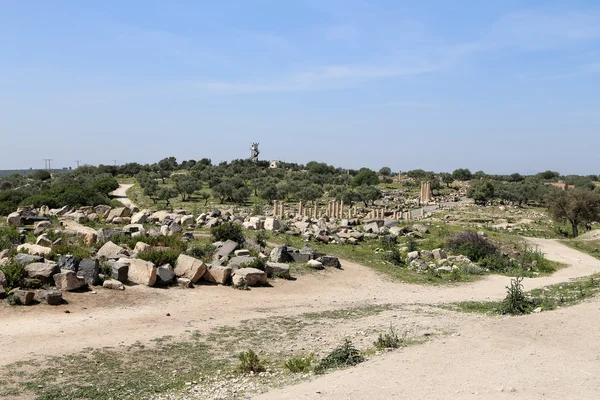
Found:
<box><xmin>137</xmin><ymin>248</ymin><xmax>181</xmax><ymax>266</ymax></box>
<box><xmin>314</xmin><ymin>339</ymin><xmax>364</xmax><ymax>374</ymax></box>
<box><xmin>447</xmin><ymin>231</ymin><xmax>498</xmax><ymax>262</ymax></box>
<box><xmin>284</xmin><ymin>354</ymin><xmax>313</xmax><ymax>373</ymax></box>
<box><xmin>374</xmin><ymin>324</ymin><xmax>403</xmax><ymax>349</ymax></box>
<box><xmin>238</xmin><ymin>257</ymin><xmax>266</xmax><ymax>271</ymax></box>
<box><xmin>255</xmin><ymin>230</ymin><xmax>268</xmax><ymax>250</ymax></box>
<box><xmin>0</xmin><ymin>260</ymin><xmax>26</xmax><ymax>290</ymax></box>
<box><xmin>383</xmin><ymin>247</ymin><xmax>405</xmax><ymax>267</ymax></box>
<box><xmin>211</xmin><ymin>222</ymin><xmax>245</xmax><ymax>245</ymax></box>
<box><xmin>499</xmin><ymin>277</ymin><xmax>532</xmax><ymax>315</ymax></box>
<box><xmin>252</xmin><ymin>203</ymin><xmax>264</xmax><ymax>216</ymax></box>
<box><xmin>237</xmin><ymin>349</ymin><xmax>265</xmax><ymax>374</ymax></box>
<box><xmin>406</xmin><ymin>236</ymin><xmax>418</xmax><ymax>252</ymax></box>
<box><xmin>186</xmin><ymin>243</ymin><xmax>215</xmax><ymax>263</ymax></box>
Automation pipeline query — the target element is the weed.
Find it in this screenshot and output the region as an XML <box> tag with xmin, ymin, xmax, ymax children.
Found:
<box><xmin>499</xmin><ymin>277</ymin><xmax>533</xmax><ymax>315</ymax></box>
<box><xmin>237</xmin><ymin>349</ymin><xmax>266</xmax><ymax>374</ymax></box>
<box><xmin>374</xmin><ymin>324</ymin><xmax>403</xmax><ymax>349</ymax></box>
<box><xmin>284</xmin><ymin>354</ymin><xmax>313</xmax><ymax>373</ymax></box>
<box><xmin>314</xmin><ymin>339</ymin><xmax>364</xmax><ymax>374</ymax></box>
<box><xmin>137</xmin><ymin>248</ymin><xmax>182</xmax><ymax>266</ymax></box>
<box><xmin>0</xmin><ymin>260</ymin><xmax>25</xmax><ymax>290</ymax></box>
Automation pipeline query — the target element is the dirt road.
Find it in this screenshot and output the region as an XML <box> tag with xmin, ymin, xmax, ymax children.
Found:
<box><xmin>110</xmin><ymin>183</ymin><xmax>135</xmax><ymax>207</ymax></box>
<box><xmin>1</xmin><ymin>239</ymin><xmax>598</xmax><ymax>370</ymax></box>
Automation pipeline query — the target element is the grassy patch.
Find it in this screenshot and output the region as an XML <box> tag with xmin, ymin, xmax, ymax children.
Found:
<box><xmin>562</xmin><ymin>239</ymin><xmax>600</xmax><ymax>260</ymax></box>
<box><xmin>447</xmin><ymin>273</ymin><xmax>600</xmax><ymax>315</ymax></box>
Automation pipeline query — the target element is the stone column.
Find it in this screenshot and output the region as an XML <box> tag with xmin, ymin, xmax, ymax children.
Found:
<box><xmin>340</xmin><ymin>200</ymin><xmax>344</xmax><ymax>219</ymax></box>
<box><xmin>298</xmin><ymin>201</ymin><xmax>303</xmax><ymax>218</ymax></box>
<box><xmin>314</xmin><ymin>203</ymin><xmax>318</xmax><ymax>219</ymax></box>
<box><xmin>273</xmin><ymin>201</ymin><xmax>278</xmax><ymax>217</ymax></box>
<box><xmin>421</xmin><ymin>208</ymin><xmax>425</xmax><ymax>217</ymax></box>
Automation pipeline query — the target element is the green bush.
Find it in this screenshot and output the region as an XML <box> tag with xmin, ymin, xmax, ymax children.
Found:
<box><xmin>520</xmin><ymin>246</ymin><xmax>554</xmax><ymax>273</ymax></box>
<box><xmin>48</xmin><ymin>241</ymin><xmax>92</xmax><ymax>261</ymax></box>
<box><xmin>479</xmin><ymin>253</ymin><xmax>514</xmax><ymax>273</ymax></box>
<box><xmin>406</xmin><ymin>236</ymin><xmax>418</xmax><ymax>252</ymax></box>
<box><xmin>284</xmin><ymin>355</ymin><xmax>313</xmax><ymax>373</ymax></box>
<box><xmin>186</xmin><ymin>243</ymin><xmax>215</xmax><ymax>263</ymax></box>
<box><xmin>314</xmin><ymin>339</ymin><xmax>364</xmax><ymax>375</ymax></box>
<box><xmin>374</xmin><ymin>324</ymin><xmax>403</xmax><ymax>349</ymax></box>
<box><xmin>137</xmin><ymin>248</ymin><xmax>182</xmax><ymax>266</ymax></box>
<box><xmin>211</xmin><ymin>222</ymin><xmax>245</xmax><ymax>245</ymax></box>
<box><xmin>0</xmin><ymin>226</ymin><xmax>20</xmax><ymax>251</ymax></box>
<box><xmin>499</xmin><ymin>277</ymin><xmax>533</xmax><ymax>315</ymax></box>
<box><xmin>447</xmin><ymin>231</ymin><xmax>498</xmax><ymax>261</ymax></box>
<box><xmin>238</xmin><ymin>257</ymin><xmax>266</xmax><ymax>271</ymax></box>
<box><xmin>237</xmin><ymin>349</ymin><xmax>265</xmax><ymax>374</ymax></box>
<box><xmin>0</xmin><ymin>260</ymin><xmax>26</xmax><ymax>290</ymax></box>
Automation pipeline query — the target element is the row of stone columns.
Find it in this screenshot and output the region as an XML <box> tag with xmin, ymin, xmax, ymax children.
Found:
<box><xmin>420</xmin><ymin>181</ymin><xmax>432</xmax><ymax>203</ymax></box>
<box><xmin>273</xmin><ymin>200</ymin><xmax>426</xmax><ymax>221</ymax></box>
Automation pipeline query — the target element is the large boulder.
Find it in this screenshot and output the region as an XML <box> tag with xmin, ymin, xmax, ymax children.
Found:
<box><xmin>432</xmin><ymin>248</ymin><xmax>447</xmax><ymax>261</ymax></box>
<box><xmin>202</xmin><ymin>265</ymin><xmax>232</xmax><ymax>285</ymax></box>
<box><xmin>123</xmin><ymin>224</ymin><xmax>145</xmax><ymax>235</ymax></box>
<box><xmin>40</xmin><ymin>290</ymin><xmax>62</xmax><ymax>305</ymax></box>
<box><xmin>264</xmin><ymin>262</ymin><xmax>290</xmax><ymax>279</ymax></box>
<box><xmin>25</xmin><ymin>262</ymin><xmax>60</xmax><ymax>285</ymax></box>
<box><xmin>96</xmin><ymin>228</ymin><xmax>122</xmax><ymax>243</ymax></box>
<box><xmin>232</xmin><ymin>268</ymin><xmax>267</xmax><ymax>287</ymax></box>
<box><xmin>215</xmin><ymin>240</ymin><xmax>238</xmax><ymax>259</ymax></box>
<box><xmin>97</xmin><ymin>241</ymin><xmax>129</xmax><ymax>260</ymax></box>
<box><xmin>364</xmin><ymin>222</ymin><xmax>380</xmax><ymax>234</ymax></box>
<box><xmin>77</xmin><ymin>258</ymin><xmax>101</xmax><ymax>285</ymax></box>
<box><xmin>180</xmin><ymin>215</ymin><xmax>194</xmax><ymax>227</ymax></box>
<box><xmin>228</xmin><ymin>256</ymin><xmax>256</xmax><ymax>270</ymax></box>
<box><xmin>130</xmin><ymin>211</ymin><xmax>149</xmax><ymax>225</ymax></box>
<box><xmin>127</xmin><ymin>259</ymin><xmax>157</xmax><ymax>286</ymax></box>
<box><xmin>156</xmin><ymin>264</ymin><xmax>176</xmax><ymax>285</ymax></box>
<box><xmin>269</xmin><ymin>244</ymin><xmax>293</xmax><ymax>263</ymax></box>
<box><xmin>10</xmin><ymin>289</ymin><xmax>35</xmax><ymax>305</ymax></box>
<box><xmin>17</xmin><ymin>244</ymin><xmax>52</xmax><ymax>258</ymax></box>
<box><xmin>106</xmin><ymin>207</ymin><xmax>132</xmax><ymax>223</ymax></box>
<box><xmin>149</xmin><ymin>210</ymin><xmax>172</xmax><ymax>223</ymax></box>
<box><xmin>174</xmin><ymin>254</ymin><xmax>206</xmax><ymax>283</ymax></box>
<box><xmin>34</xmin><ymin>220</ymin><xmax>53</xmax><ymax>236</ymax></box>
<box><xmin>35</xmin><ymin>234</ymin><xmax>53</xmax><ymax>247</ymax></box>
<box><xmin>264</xmin><ymin>217</ymin><xmax>284</xmax><ymax>232</ymax></box>
<box><xmin>15</xmin><ymin>253</ymin><xmax>43</xmax><ymax>265</ymax></box>
<box><xmin>7</xmin><ymin>212</ymin><xmax>21</xmax><ymax>227</ymax></box>
<box><xmin>0</xmin><ymin>270</ymin><xmax>6</xmax><ymax>288</ymax></box>
<box><xmin>319</xmin><ymin>256</ymin><xmax>341</xmax><ymax>268</ymax></box>
<box><xmin>58</xmin><ymin>255</ymin><xmax>79</xmax><ymax>272</ymax></box>
<box><xmin>109</xmin><ymin>259</ymin><xmax>129</xmax><ymax>282</ymax></box>
<box><xmin>53</xmin><ymin>271</ymin><xmax>87</xmax><ymax>291</ymax></box>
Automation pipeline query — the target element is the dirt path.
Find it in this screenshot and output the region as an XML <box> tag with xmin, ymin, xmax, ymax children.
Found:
<box><xmin>1</xmin><ymin>239</ymin><xmax>598</xmax><ymax>368</ymax></box>
<box><xmin>111</xmin><ymin>183</ymin><xmax>135</xmax><ymax>207</ymax></box>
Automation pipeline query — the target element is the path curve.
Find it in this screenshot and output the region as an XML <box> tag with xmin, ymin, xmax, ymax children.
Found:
<box><xmin>111</xmin><ymin>183</ymin><xmax>135</xmax><ymax>207</ymax></box>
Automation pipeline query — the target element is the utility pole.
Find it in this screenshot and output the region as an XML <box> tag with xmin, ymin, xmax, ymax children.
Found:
<box><xmin>43</xmin><ymin>159</ymin><xmax>52</xmax><ymax>172</ymax></box>
<box><xmin>75</xmin><ymin>160</ymin><xmax>81</xmax><ymax>168</ymax></box>
<box><xmin>112</xmin><ymin>160</ymin><xmax>118</xmax><ymax>167</ymax></box>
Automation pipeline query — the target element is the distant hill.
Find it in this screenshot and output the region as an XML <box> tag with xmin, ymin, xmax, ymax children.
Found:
<box><xmin>0</xmin><ymin>168</ymin><xmax>71</xmax><ymax>177</ymax></box>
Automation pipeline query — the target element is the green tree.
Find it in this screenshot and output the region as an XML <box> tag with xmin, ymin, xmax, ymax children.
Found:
<box><xmin>259</xmin><ymin>184</ymin><xmax>280</xmax><ymax>204</ymax></box>
<box><xmin>352</xmin><ymin>168</ymin><xmax>379</xmax><ymax>187</ymax></box>
<box><xmin>379</xmin><ymin>167</ymin><xmax>392</xmax><ymax>176</ymax></box>
<box><xmin>156</xmin><ymin>187</ymin><xmax>178</xmax><ymax>207</ymax></box>
<box><xmin>546</xmin><ymin>187</ymin><xmax>600</xmax><ymax>237</ymax></box>
<box><xmin>452</xmin><ymin>168</ymin><xmax>472</xmax><ymax>181</ymax></box>
<box><xmin>30</xmin><ymin>170</ymin><xmax>51</xmax><ymax>181</ymax></box>
<box><xmin>468</xmin><ymin>181</ymin><xmax>495</xmax><ymax>205</ymax></box>
<box><xmin>173</xmin><ymin>174</ymin><xmax>201</xmax><ymax>201</ymax></box>
<box><xmin>440</xmin><ymin>172</ymin><xmax>453</xmax><ymax>187</ymax></box>
<box><xmin>356</xmin><ymin>185</ymin><xmax>382</xmax><ymax>206</ymax></box>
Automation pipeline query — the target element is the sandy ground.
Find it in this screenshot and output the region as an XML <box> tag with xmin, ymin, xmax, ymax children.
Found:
<box><xmin>111</xmin><ymin>183</ymin><xmax>135</xmax><ymax>207</ymax></box>
<box><xmin>1</xmin><ymin>238</ymin><xmax>599</xmax><ymax>370</ymax></box>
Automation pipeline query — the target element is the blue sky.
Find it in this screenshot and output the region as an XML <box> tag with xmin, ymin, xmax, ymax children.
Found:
<box><xmin>1</xmin><ymin>0</ymin><xmax>599</xmax><ymax>174</ymax></box>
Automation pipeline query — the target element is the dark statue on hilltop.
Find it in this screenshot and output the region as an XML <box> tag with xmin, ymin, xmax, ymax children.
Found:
<box><xmin>250</xmin><ymin>143</ymin><xmax>260</xmax><ymax>162</ymax></box>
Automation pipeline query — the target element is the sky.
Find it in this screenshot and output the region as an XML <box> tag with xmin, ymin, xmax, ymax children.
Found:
<box><xmin>1</xmin><ymin>0</ymin><xmax>599</xmax><ymax>174</ymax></box>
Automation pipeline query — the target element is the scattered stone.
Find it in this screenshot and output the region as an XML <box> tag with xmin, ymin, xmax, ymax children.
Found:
<box><xmin>215</xmin><ymin>240</ymin><xmax>238</xmax><ymax>259</ymax></box>
<box><xmin>7</xmin><ymin>212</ymin><xmax>21</xmax><ymax>227</ymax></box>
<box><xmin>16</xmin><ymin>243</ymin><xmax>52</xmax><ymax>258</ymax></box>
<box><xmin>307</xmin><ymin>259</ymin><xmax>324</xmax><ymax>269</ymax></box>
<box><xmin>97</xmin><ymin>241</ymin><xmax>129</xmax><ymax>260</ymax></box>
<box><xmin>0</xmin><ymin>270</ymin><xmax>6</xmax><ymax>288</ymax></box>
<box><xmin>40</xmin><ymin>290</ymin><xmax>62</xmax><ymax>305</ymax></box>
<box><xmin>58</xmin><ymin>255</ymin><xmax>79</xmax><ymax>272</ymax></box>
<box><xmin>109</xmin><ymin>260</ymin><xmax>129</xmax><ymax>282</ymax></box>
<box><xmin>77</xmin><ymin>258</ymin><xmax>101</xmax><ymax>285</ymax></box>
<box><xmin>432</xmin><ymin>248</ymin><xmax>447</xmax><ymax>261</ymax></box>
<box><xmin>269</xmin><ymin>244</ymin><xmax>293</xmax><ymax>263</ymax></box>
<box><xmin>11</xmin><ymin>289</ymin><xmax>35</xmax><ymax>305</ymax></box>
<box><xmin>174</xmin><ymin>254</ymin><xmax>207</xmax><ymax>283</ymax></box>
<box><xmin>157</xmin><ymin>264</ymin><xmax>176</xmax><ymax>285</ymax></box>
<box><xmin>25</xmin><ymin>262</ymin><xmax>60</xmax><ymax>285</ymax></box>
<box><xmin>319</xmin><ymin>256</ymin><xmax>341</xmax><ymax>268</ymax></box>
<box><xmin>232</xmin><ymin>268</ymin><xmax>267</xmax><ymax>287</ymax></box>
<box><xmin>53</xmin><ymin>271</ymin><xmax>87</xmax><ymax>291</ymax></box>
<box><xmin>228</xmin><ymin>256</ymin><xmax>256</xmax><ymax>270</ymax></box>
<box><xmin>234</xmin><ymin>249</ymin><xmax>251</xmax><ymax>257</ymax></box>
<box><xmin>103</xmin><ymin>279</ymin><xmax>125</xmax><ymax>290</ymax></box>
<box><xmin>264</xmin><ymin>262</ymin><xmax>290</xmax><ymax>279</ymax></box>
<box><xmin>202</xmin><ymin>265</ymin><xmax>232</xmax><ymax>285</ymax></box>
<box><xmin>128</xmin><ymin>259</ymin><xmax>157</xmax><ymax>286</ymax></box>
<box><xmin>177</xmin><ymin>278</ymin><xmax>193</xmax><ymax>288</ymax></box>
<box><xmin>15</xmin><ymin>253</ymin><xmax>43</xmax><ymax>265</ymax></box>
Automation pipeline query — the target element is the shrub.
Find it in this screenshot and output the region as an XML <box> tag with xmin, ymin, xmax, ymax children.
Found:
<box><xmin>186</xmin><ymin>243</ymin><xmax>215</xmax><ymax>263</ymax></box>
<box><xmin>255</xmin><ymin>230</ymin><xmax>268</xmax><ymax>249</ymax></box>
<box><xmin>284</xmin><ymin>355</ymin><xmax>313</xmax><ymax>373</ymax></box>
<box><xmin>239</xmin><ymin>257</ymin><xmax>266</xmax><ymax>271</ymax></box>
<box><xmin>0</xmin><ymin>260</ymin><xmax>26</xmax><ymax>290</ymax></box>
<box><xmin>406</xmin><ymin>236</ymin><xmax>418</xmax><ymax>252</ymax></box>
<box><xmin>499</xmin><ymin>277</ymin><xmax>532</xmax><ymax>315</ymax></box>
<box><xmin>479</xmin><ymin>253</ymin><xmax>514</xmax><ymax>273</ymax></box>
<box><xmin>237</xmin><ymin>349</ymin><xmax>265</xmax><ymax>374</ymax></box>
<box><xmin>314</xmin><ymin>339</ymin><xmax>364</xmax><ymax>375</ymax></box>
<box><xmin>447</xmin><ymin>231</ymin><xmax>498</xmax><ymax>261</ymax></box>
<box><xmin>211</xmin><ymin>222</ymin><xmax>245</xmax><ymax>245</ymax></box>
<box><xmin>520</xmin><ymin>246</ymin><xmax>554</xmax><ymax>274</ymax></box>
<box><xmin>137</xmin><ymin>248</ymin><xmax>182</xmax><ymax>266</ymax></box>
<box><xmin>374</xmin><ymin>324</ymin><xmax>403</xmax><ymax>349</ymax></box>
<box><xmin>0</xmin><ymin>226</ymin><xmax>20</xmax><ymax>251</ymax></box>
<box><xmin>48</xmin><ymin>241</ymin><xmax>92</xmax><ymax>261</ymax></box>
